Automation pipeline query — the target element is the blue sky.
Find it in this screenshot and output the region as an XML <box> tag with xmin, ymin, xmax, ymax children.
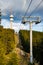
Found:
<box><xmin>0</xmin><ymin>0</ymin><xmax>43</xmax><ymax>32</ymax></box>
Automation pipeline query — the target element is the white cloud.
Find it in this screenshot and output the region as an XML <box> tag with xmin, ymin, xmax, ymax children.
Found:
<box><xmin>1</xmin><ymin>19</ymin><xmax>29</xmax><ymax>32</ymax></box>
<box><xmin>1</xmin><ymin>19</ymin><xmax>10</xmax><ymax>28</ymax></box>
<box><xmin>0</xmin><ymin>0</ymin><xmax>43</xmax><ymax>16</ymax></box>
<box><xmin>1</xmin><ymin>19</ymin><xmax>42</xmax><ymax>33</ymax></box>
<box><xmin>0</xmin><ymin>0</ymin><xmax>27</xmax><ymax>14</ymax></box>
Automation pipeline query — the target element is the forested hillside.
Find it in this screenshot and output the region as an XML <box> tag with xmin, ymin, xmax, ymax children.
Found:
<box><xmin>0</xmin><ymin>26</ymin><xmax>29</xmax><ymax>65</ymax></box>
<box><xmin>0</xmin><ymin>25</ymin><xmax>43</xmax><ymax>65</ymax></box>
<box><xmin>19</xmin><ymin>30</ymin><xmax>43</xmax><ymax>64</ymax></box>
<box><xmin>19</xmin><ymin>30</ymin><xmax>43</xmax><ymax>47</ymax></box>
<box><xmin>0</xmin><ymin>26</ymin><xmax>18</xmax><ymax>65</ymax></box>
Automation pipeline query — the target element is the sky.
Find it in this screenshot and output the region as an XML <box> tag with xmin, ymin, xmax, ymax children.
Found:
<box><xmin>0</xmin><ymin>0</ymin><xmax>43</xmax><ymax>32</ymax></box>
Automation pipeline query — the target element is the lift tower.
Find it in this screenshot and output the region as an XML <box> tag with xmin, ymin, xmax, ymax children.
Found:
<box><xmin>22</xmin><ymin>16</ymin><xmax>41</xmax><ymax>64</ymax></box>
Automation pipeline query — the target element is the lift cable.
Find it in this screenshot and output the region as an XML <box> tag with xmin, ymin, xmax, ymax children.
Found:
<box><xmin>29</xmin><ymin>0</ymin><xmax>43</xmax><ymax>16</ymax></box>
<box><xmin>22</xmin><ymin>0</ymin><xmax>33</xmax><ymax>20</ymax></box>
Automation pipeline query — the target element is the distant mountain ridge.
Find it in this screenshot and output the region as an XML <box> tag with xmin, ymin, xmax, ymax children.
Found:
<box><xmin>19</xmin><ymin>30</ymin><xmax>43</xmax><ymax>52</ymax></box>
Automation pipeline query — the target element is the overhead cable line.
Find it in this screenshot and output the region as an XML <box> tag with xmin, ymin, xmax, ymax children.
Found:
<box><xmin>22</xmin><ymin>0</ymin><xmax>33</xmax><ymax>20</ymax></box>
<box><xmin>29</xmin><ymin>0</ymin><xmax>43</xmax><ymax>16</ymax></box>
